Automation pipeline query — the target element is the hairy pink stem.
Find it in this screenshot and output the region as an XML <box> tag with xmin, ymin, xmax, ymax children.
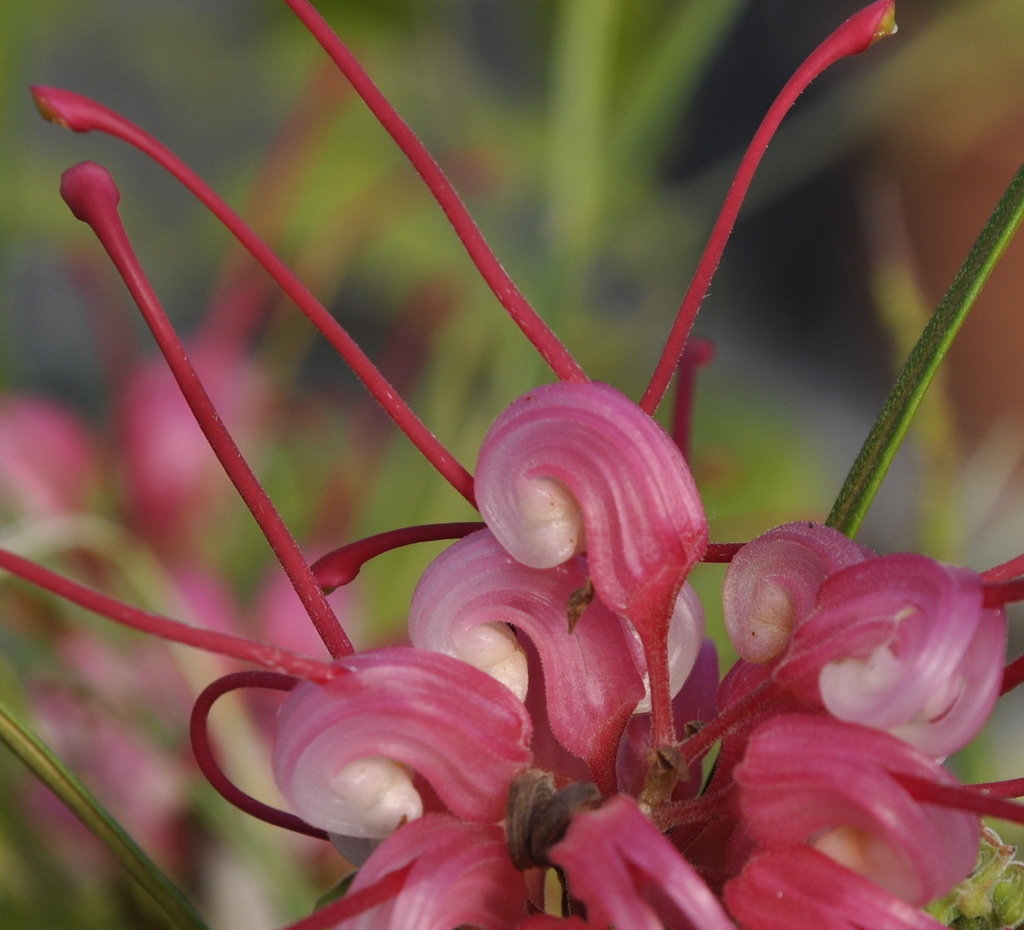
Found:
<box><xmin>641</xmin><ymin>0</ymin><xmax>897</xmax><ymax>414</ymax></box>
<box><xmin>278</xmin><ymin>0</ymin><xmax>587</xmax><ymax>385</ymax></box>
<box><xmin>0</xmin><ymin>547</ymin><xmax>336</xmax><ymax>680</ymax></box>
<box><xmin>311</xmin><ymin>521</ymin><xmax>484</xmax><ymax>592</ymax></box>
<box><xmin>190</xmin><ymin>672</ymin><xmax>329</xmax><ymax>840</ymax></box>
<box><xmin>59</xmin><ymin>161</ymin><xmax>353</xmax><ymax>658</ymax></box>
<box><xmin>32</xmin><ymin>86</ymin><xmax>475</xmax><ymax>505</ymax></box>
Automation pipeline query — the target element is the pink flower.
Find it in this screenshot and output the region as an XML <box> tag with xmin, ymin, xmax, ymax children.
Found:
<box><xmin>407</xmin><ymin>528</ymin><xmax>647</xmax><ymax>790</ymax></box>
<box><xmin>476</xmin><ymin>381</ymin><xmax>708</xmax><ymax>748</ymax></box>
<box><xmin>774</xmin><ymin>554</ymin><xmax>1007</xmax><ymax>758</ymax></box>
<box><xmin>271</xmin><ymin>647</ymin><xmax>532</xmax><ymax>838</ymax></box>
<box><xmin>734</xmin><ymin>714</ymin><xmax>979</xmax><ymax>906</ymax></box>
<box><xmin>723</xmin><ymin>521</ymin><xmax>870</xmax><ymax>663</ymax></box>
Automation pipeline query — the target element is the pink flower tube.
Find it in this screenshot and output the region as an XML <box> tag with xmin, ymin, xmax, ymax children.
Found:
<box><xmin>475</xmin><ymin>381</ymin><xmax>707</xmax><ymax>746</ymax></box>
<box><xmin>272</xmin><ymin>648</ymin><xmax>532</xmax><ymax>838</ymax></box>
<box><xmin>734</xmin><ymin>714</ymin><xmax>979</xmax><ymax>906</ymax></box>
<box><xmin>408</xmin><ymin>528</ymin><xmax>646</xmax><ymax>789</ymax></box>
<box><xmin>775</xmin><ymin>554</ymin><xmax>1007</xmax><ymax>758</ymax></box>
<box><xmin>722</xmin><ymin>522</ymin><xmax>870</xmax><ymax>663</ymax></box>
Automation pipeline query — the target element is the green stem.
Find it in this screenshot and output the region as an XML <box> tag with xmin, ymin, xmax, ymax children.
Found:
<box><xmin>0</xmin><ymin>698</ymin><xmax>209</xmax><ymax>930</ymax></box>
<box><xmin>827</xmin><ymin>159</ymin><xmax>1024</xmax><ymax>537</ymax></box>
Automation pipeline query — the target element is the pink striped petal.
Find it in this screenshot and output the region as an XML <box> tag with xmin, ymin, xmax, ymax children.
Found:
<box><xmin>272</xmin><ymin>647</ymin><xmax>532</xmax><ymax>837</ymax></box>
<box><xmin>475</xmin><ymin>381</ymin><xmax>707</xmax><ymax>636</ymax></box>
<box><xmin>734</xmin><ymin>714</ymin><xmax>978</xmax><ymax>906</ymax></box>
<box><xmin>723</xmin><ymin>522</ymin><xmax>870</xmax><ymax>662</ymax></box>
<box><xmin>408</xmin><ymin>528</ymin><xmax>645</xmax><ymax>788</ymax></box>
<box><xmin>775</xmin><ymin>554</ymin><xmax>1007</xmax><ymax>757</ymax></box>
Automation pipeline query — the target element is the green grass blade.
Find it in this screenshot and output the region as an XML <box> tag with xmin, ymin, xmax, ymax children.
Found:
<box><xmin>0</xmin><ymin>697</ymin><xmax>209</xmax><ymax>930</ymax></box>
<box><xmin>827</xmin><ymin>160</ymin><xmax>1024</xmax><ymax>537</ymax></box>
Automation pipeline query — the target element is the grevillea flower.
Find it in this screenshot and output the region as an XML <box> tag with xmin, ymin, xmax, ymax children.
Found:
<box><xmin>723</xmin><ymin>521</ymin><xmax>871</xmax><ymax>663</ymax></box>
<box><xmin>16</xmin><ymin>1</ymin><xmax>1024</xmax><ymax>929</ymax></box>
<box><xmin>407</xmin><ymin>528</ymin><xmax>648</xmax><ymax>790</ymax></box>
<box><xmin>734</xmin><ymin>714</ymin><xmax>979</xmax><ymax>906</ymax></box>
<box><xmin>271</xmin><ymin>648</ymin><xmax>532</xmax><ymax>838</ymax></box>
<box><xmin>475</xmin><ymin>380</ymin><xmax>708</xmax><ymax>748</ymax></box>
<box><xmin>774</xmin><ymin>554</ymin><xmax>1007</xmax><ymax>758</ymax></box>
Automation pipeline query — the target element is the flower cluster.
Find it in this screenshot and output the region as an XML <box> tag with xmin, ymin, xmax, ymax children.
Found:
<box><xmin>9</xmin><ymin>1</ymin><xmax>1024</xmax><ymax>929</ymax></box>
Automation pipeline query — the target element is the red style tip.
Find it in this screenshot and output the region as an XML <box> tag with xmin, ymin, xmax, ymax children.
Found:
<box><xmin>31</xmin><ymin>86</ymin><xmax>96</xmax><ymax>132</ymax></box>
<box><xmin>59</xmin><ymin>161</ymin><xmax>120</xmax><ymax>224</ymax></box>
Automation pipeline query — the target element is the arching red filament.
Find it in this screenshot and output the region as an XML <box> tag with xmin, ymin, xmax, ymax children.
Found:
<box><xmin>189</xmin><ymin>672</ymin><xmax>330</xmax><ymax>840</ymax></box>
<box><xmin>32</xmin><ymin>86</ymin><xmax>476</xmax><ymax>506</ymax></box>
<box><xmin>0</xmin><ymin>547</ymin><xmax>336</xmax><ymax>681</ymax></box>
<box><xmin>641</xmin><ymin>0</ymin><xmax>897</xmax><ymax>415</ymax></box>
<box><xmin>59</xmin><ymin>161</ymin><xmax>353</xmax><ymax>658</ymax></box>
<box><xmin>279</xmin><ymin>0</ymin><xmax>587</xmax><ymax>386</ymax></box>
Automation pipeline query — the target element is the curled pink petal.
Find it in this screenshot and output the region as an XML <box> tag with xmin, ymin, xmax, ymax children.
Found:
<box><xmin>734</xmin><ymin>714</ymin><xmax>978</xmax><ymax>906</ymax></box>
<box><xmin>476</xmin><ymin>382</ymin><xmax>706</xmax><ymax>615</ymax></box>
<box><xmin>775</xmin><ymin>554</ymin><xmax>1007</xmax><ymax>757</ymax></box>
<box><xmin>272</xmin><ymin>647</ymin><xmax>532</xmax><ymax>837</ymax></box>
<box><xmin>548</xmin><ymin>795</ymin><xmax>734</xmax><ymax>930</ymax></box>
<box><xmin>725</xmin><ymin>846</ymin><xmax>946</xmax><ymax>930</ymax></box>
<box><xmin>408</xmin><ymin>529</ymin><xmax>645</xmax><ymax>789</ymax></box>
<box><xmin>335</xmin><ymin>815</ymin><xmax>527</xmax><ymax>930</ymax></box>
<box><xmin>722</xmin><ymin>521</ymin><xmax>870</xmax><ymax>662</ymax></box>
<box><xmin>476</xmin><ymin>381</ymin><xmax>707</xmax><ymax>746</ymax></box>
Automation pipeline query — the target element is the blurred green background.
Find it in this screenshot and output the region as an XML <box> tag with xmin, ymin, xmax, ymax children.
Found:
<box><xmin>2</xmin><ymin>1</ymin><xmax>1024</xmax><ymax>927</ymax></box>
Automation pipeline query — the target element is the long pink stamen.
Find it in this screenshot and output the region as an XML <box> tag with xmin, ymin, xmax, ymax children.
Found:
<box><xmin>59</xmin><ymin>161</ymin><xmax>353</xmax><ymax>658</ymax></box>
<box><xmin>190</xmin><ymin>672</ymin><xmax>329</xmax><ymax>840</ymax></box>
<box><xmin>640</xmin><ymin>0</ymin><xmax>897</xmax><ymax>415</ymax></box>
<box><xmin>279</xmin><ymin>0</ymin><xmax>587</xmax><ymax>385</ymax></box>
<box><xmin>0</xmin><ymin>546</ymin><xmax>336</xmax><ymax>681</ymax></box>
<box><xmin>312</xmin><ymin>522</ymin><xmax>483</xmax><ymax>592</ymax></box>
<box><xmin>32</xmin><ymin>86</ymin><xmax>476</xmax><ymax>506</ymax></box>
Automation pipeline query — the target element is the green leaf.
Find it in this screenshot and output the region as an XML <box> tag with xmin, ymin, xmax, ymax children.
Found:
<box><xmin>827</xmin><ymin>159</ymin><xmax>1024</xmax><ymax>537</ymax></box>
<box><xmin>0</xmin><ymin>698</ymin><xmax>209</xmax><ymax>930</ymax></box>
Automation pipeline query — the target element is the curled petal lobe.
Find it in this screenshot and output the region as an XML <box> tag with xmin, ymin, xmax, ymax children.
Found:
<box><xmin>476</xmin><ymin>382</ymin><xmax>708</xmax><ymax>745</ymax></box>
<box><xmin>408</xmin><ymin>529</ymin><xmax>646</xmax><ymax>788</ymax></box>
<box><xmin>723</xmin><ymin>521</ymin><xmax>870</xmax><ymax>663</ymax></box>
<box><xmin>475</xmin><ymin>382</ymin><xmax>707</xmax><ymax>622</ymax></box>
<box><xmin>775</xmin><ymin>555</ymin><xmax>1007</xmax><ymax>757</ymax></box>
<box><xmin>734</xmin><ymin>714</ymin><xmax>979</xmax><ymax>906</ymax></box>
<box><xmin>548</xmin><ymin>795</ymin><xmax>734</xmax><ymax>930</ymax></box>
<box><xmin>336</xmin><ymin>815</ymin><xmax>526</xmax><ymax>930</ymax></box>
<box><xmin>272</xmin><ymin>648</ymin><xmax>532</xmax><ymax>837</ymax></box>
